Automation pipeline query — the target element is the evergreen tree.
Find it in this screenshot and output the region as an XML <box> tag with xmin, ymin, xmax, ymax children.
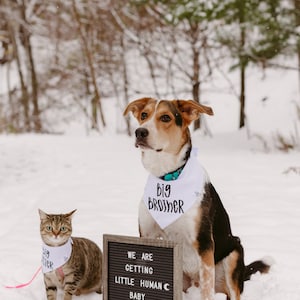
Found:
<box><xmin>215</xmin><ymin>0</ymin><xmax>290</xmax><ymax>128</ymax></box>
<box><xmin>287</xmin><ymin>0</ymin><xmax>300</xmax><ymax>98</ymax></box>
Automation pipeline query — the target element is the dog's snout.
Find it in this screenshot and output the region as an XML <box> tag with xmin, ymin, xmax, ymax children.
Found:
<box><xmin>135</xmin><ymin>128</ymin><xmax>149</xmax><ymax>139</ymax></box>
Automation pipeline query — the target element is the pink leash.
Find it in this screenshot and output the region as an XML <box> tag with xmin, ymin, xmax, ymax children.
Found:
<box><xmin>4</xmin><ymin>266</ymin><xmax>42</xmax><ymax>289</ymax></box>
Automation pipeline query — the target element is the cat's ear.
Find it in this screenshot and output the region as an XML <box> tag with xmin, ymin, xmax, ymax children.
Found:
<box><xmin>38</xmin><ymin>209</ymin><xmax>48</xmax><ymax>221</ymax></box>
<box><xmin>66</xmin><ymin>209</ymin><xmax>77</xmax><ymax>220</ymax></box>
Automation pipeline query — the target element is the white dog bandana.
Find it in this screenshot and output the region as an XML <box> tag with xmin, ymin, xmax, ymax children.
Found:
<box><xmin>42</xmin><ymin>238</ymin><xmax>73</xmax><ymax>273</ymax></box>
<box><xmin>143</xmin><ymin>149</ymin><xmax>207</xmax><ymax>229</ymax></box>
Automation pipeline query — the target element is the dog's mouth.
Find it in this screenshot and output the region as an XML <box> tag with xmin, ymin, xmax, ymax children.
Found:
<box><xmin>135</xmin><ymin>140</ymin><xmax>149</xmax><ymax>149</ymax></box>
<box><xmin>135</xmin><ymin>140</ymin><xmax>162</xmax><ymax>152</ymax></box>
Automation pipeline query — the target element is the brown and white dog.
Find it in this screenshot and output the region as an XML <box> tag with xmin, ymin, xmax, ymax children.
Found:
<box><xmin>124</xmin><ymin>98</ymin><xmax>271</xmax><ymax>300</ymax></box>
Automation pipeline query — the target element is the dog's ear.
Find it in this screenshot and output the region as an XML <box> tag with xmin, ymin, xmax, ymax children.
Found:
<box><xmin>175</xmin><ymin>100</ymin><xmax>213</xmax><ymax>125</ymax></box>
<box><xmin>123</xmin><ymin>98</ymin><xmax>155</xmax><ymax>119</ymax></box>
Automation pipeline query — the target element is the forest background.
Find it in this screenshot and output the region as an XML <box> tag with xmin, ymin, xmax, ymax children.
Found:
<box><xmin>1</xmin><ymin>2</ymin><xmax>300</xmax><ymax>299</ymax></box>
<box><xmin>0</xmin><ymin>0</ymin><xmax>300</xmax><ymax>151</ymax></box>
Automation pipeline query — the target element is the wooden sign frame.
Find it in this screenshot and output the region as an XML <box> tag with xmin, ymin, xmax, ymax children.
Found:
<box><xmin>103</xmin><ymin>234</ymin><xmax>182</xmax><ymax>300</ymax></box>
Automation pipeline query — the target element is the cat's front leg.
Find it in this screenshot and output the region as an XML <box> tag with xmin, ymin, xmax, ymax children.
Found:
<box><xmin>63</xmin><ymin>290</ymin><xmax>73</xmax><ymax>300</ymax></box>
<box><xmin>44</xmin><ymin>275</ymin><xmax>57</xmax><ymax>300</ymax></box>
<box><xmin>63</xmin><ymin>282</ymin><xmax>77</xmax><ymax>300</ymax></box>
<box><xmin>46</xmin><ymin>286</ymin><xmax>57</xmax><ymax>300</ymax></box>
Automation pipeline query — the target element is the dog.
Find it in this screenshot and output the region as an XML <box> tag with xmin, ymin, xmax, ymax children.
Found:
<box><xmin>124</xmin><ymin>98</ymin><xmax>271</xmax><ymax>300</ymax></box>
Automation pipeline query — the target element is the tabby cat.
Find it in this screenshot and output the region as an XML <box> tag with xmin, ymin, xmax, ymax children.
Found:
<box><xmin>39</xmin><ymin>209</ymin><xmax>102</xmax><ymax>300</ymax></box>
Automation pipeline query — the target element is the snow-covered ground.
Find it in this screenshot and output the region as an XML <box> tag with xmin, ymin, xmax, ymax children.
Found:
<box><xmin>0</xmin><ymin>130</ymin><xmax>299</xmax><ymax>300</ymax></box>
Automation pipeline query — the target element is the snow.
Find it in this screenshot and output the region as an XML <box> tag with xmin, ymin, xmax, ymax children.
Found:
<box><xmin>0</xmin><ymin>130</ymin><xmax>299</xmax><ymax>300</ymax></box>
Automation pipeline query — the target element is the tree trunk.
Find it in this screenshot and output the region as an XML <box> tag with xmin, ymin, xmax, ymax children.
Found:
<box><xmin>5</xmin><ymin>2</ymin><xmax>30</xmax><ymax>131</ymax></box>
<box><xmin>91</xmin><ymin>96</ymin><xmax>98</xmax><ymax>129</ymax></box>
<box><xmin>121</xmin><ymin>36</ymin><xmax>131</xmax><ymax>136</ymax></box>
<box><xmin>144</xmin><ymin>51</ymin><xmax>160</xmax><ymax>99</ymax></box>
<box><xmin>72</xmin><ymin>0</ymin><xmax>106</xmax><ymax>130</ymax></box>
<box><xmin>192</xmin><ymin>77</ymin><xmax>201</xmax><ymax>130</ymax></box>
<box><xmin>239</xmin><ymin>62</ymin><xmax>246</xmax><ymax>128</ymax></box>
<box><xmin>294</xmin><ymin>0</ymin><xmax>300</xmax><ymax>101</ymax></box>
<box><xmin>190</xmin><ymin>23</ymin><xmax>201</xmax><ymax>131</ymax></box>
<box><xmin>21</xmin><ymin>0</ymin><xmax>41</xmax><ymax>132</ymax></box>
<box><xmin>238</xmin><ymin>0</ymin><xmax>246</xmax><ymax>129</ymax></box>
<box><xmin>54</xmin><ymin>0</ymin><xmax>61</xmax><ymax>66</ymax></box>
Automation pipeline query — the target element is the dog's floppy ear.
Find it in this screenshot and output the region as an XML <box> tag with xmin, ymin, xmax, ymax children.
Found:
<box><xmin>175</xmin><ymin>100</ymin><xmax>213</xmax><ymax>125</ymax></box>
<box><xmin>123</xmin><ymin>97</ymin><xmax>155</xmax><ymax>119</ymax></box>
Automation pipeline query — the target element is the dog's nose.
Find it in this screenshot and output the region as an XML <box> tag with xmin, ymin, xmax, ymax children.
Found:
<box><xmin>135</xmin><ymin>128</ymin><xmax>149</xmax><ymax>139</ymax></box>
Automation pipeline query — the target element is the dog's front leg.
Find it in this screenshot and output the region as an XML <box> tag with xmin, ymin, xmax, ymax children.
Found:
<box><xmin>199</xmin><ymin>249</ymin><xmax>215</xmax><ymax>300</ymax></box>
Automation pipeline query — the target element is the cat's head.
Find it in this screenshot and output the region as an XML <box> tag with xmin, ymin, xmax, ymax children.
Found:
<box><xmin>38</xmin><ymin>209</ymin><xmax>76</xmax><ymax>246</ymax></box>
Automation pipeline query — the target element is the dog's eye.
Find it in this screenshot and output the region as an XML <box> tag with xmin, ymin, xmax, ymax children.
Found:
<box><xmin>141</xmin><ymin>112</ymin><xmax>148</xmax><ymax>120</ymax></box>
<box><xmin>160</xmin><ymin>115</ymin><xmax>171</xmax><ymax>122</ymax></box>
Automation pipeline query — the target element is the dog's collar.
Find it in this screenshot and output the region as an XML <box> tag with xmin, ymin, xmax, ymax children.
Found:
<box><xmin>160</xmin><ymin>146</ymin><xmax>191</xmax><ymax>181</ymax></box>
<box><xmin>160</xmin><ymin>164</ymin><xmax>186</xmax><ymax>181</ymax></box>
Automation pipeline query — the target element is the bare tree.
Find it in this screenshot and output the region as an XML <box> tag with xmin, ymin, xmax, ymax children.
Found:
<box><xmin>3</xmin><ymin>0</ymin><xmax>31</xmax><ymax>131</ymax></box>
<box><xmin>19</xmin><ymin>0</ymin><xmax>41</xmax><ymax>132</ymax></box>
<box><xmin>111</xmin><ymin>1</ymin><xmax>215</xmax><ymax>133</ymax></box>
<box><xmin>71</xmin><ymin>0</ymin><xmax>106</xmax><ymax>130</ymax></box>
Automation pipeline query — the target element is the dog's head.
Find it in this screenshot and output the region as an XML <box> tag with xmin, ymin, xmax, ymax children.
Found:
<box><xmin>124</xmin><ymin>98</ymin><xmax>213</xmax><ymax>176</ymax></box>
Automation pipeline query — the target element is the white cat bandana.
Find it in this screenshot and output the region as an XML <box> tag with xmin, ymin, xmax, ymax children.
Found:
<box><xmin>42</xmin><ymin>238</ymin><xmax>73</xmax><ymax>273</ymax></box>
<box><xmin>143</xmin><ymin>149</ymin><xmax>207</xmax><ymax>229</ymax></box>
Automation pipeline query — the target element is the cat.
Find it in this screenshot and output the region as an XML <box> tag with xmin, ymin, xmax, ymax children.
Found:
<box><xmin>39</xmin><ymin>209</ymin><xmax>102</xmax><ymax>300</ymax></box>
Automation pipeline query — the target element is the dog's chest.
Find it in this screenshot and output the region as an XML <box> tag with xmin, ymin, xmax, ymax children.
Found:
<box><xmin>142</xmin><ymin>154</ymin><xmax>207</xmax><ymax>230</ymax></box>
<box><xmin>139</xmin><ymin>196</ymin><xmax>203</xmax><ymax>275</ymax></box>
<box><xmin>139</xmin><ymin>195</ymin><xmax>203</xmax><ymax>243</ymax></box>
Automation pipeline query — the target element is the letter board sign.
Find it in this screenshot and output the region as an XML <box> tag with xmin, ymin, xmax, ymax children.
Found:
<box><xmin>103</xmin><ymin>234</ymin><xmax>182</xmax><ymax>300</ymax></box>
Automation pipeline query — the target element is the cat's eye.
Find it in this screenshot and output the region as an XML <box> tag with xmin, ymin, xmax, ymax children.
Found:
<box><xmin>141</xmin><ymin>112</ymin><xmax>148</xmax><ymax>120</ymax></box>
<box><xmin>60</xmin><ymin>226</ymin><xmax>67</xmax><ymax>232</ymax></box>
<box><xmin>46</xmin><ymin>225</ymin><xmax>52</xmax><ymax>231</ymax></box>
<box><xmin>160</xmin><ymin>114</ymin><xmax>171</xmax><ymax>122</ymax></box>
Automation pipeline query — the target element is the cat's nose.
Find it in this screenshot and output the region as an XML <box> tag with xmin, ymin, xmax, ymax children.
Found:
<box><xmin>53</xmin><ymin>230</ymin><xmax>60</xmax><ymax>237</ymax></box>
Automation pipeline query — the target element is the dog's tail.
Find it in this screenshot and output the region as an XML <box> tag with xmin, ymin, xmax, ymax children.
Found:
<box><xmin>244</xmin><ymin>256</ymin><xmax>274</xmax><ymax>281</ymax></box>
